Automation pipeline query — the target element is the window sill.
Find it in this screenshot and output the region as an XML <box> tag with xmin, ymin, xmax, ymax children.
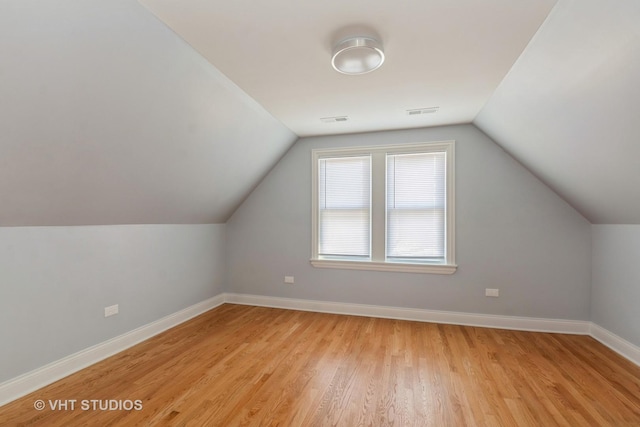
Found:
<box><xmin>310</xmin><ymin>259</ymin><xmax>457</xmax><ymax>274</ymax></box>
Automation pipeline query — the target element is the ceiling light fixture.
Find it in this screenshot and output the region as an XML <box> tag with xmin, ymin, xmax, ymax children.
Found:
<box><xmin>331</xmin><ymin>37</ymin><xmax>385</xmax><ymax>75</ymax></box>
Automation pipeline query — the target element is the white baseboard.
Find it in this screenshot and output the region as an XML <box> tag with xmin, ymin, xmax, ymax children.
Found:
<box><xmin>223</xmin><ymin>293</ymin><xmax>591</xmax><ymax>334</ymax></box>
<box><xmin>0</xmin><ymin>294</ymin><xmax>225</xmax><ymax>407</ymax></box>
<box><xmin>590</xmin><ymin>323</ymin><xmax>640</xmax><ymax>367</ymax></box>
<box><xmin>3</xmin><ymin>292</ymin><xmax>638</xmax><ymax>408</ymax></box>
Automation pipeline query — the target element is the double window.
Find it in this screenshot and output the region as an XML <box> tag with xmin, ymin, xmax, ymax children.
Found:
<box><xmin>311</xmin><ymin>141</ymin><xmax>456</xmax><ymax>274</ymax></box>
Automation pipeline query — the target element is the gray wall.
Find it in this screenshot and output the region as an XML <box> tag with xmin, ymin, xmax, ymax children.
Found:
<box><xmin>0</xmin><ymin>224</ymin><xmax>226</xmax><ymax>382</ymax></box>
<box><xmin>591</xmin><ymin>225</ymin><xmax>640</xmax><ymax>347</ymax></box>
<box><xmin>227</xmin><ymin>124</ymin><xmax>592</xmax><ymax>319</ymax></box>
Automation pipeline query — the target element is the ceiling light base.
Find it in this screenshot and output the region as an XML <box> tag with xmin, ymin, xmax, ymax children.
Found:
<box><xmin>331</xmin><ymin>37</ymin><xmax>385</xmax><ymax>75</ymax></box>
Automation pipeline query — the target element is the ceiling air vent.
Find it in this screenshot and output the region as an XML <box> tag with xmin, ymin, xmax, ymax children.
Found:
<box><xmin>320</xmin><ymin>116</ymin><xmax>349</xmax><ymax>123</ymax></box>
<box><xmin>406</xmin><ymin>107</ymin><xmax>439</xmax><ymax>116</ymax></box>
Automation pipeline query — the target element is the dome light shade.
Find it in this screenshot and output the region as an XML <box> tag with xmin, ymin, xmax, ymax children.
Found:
<box><xmin>331</xmin><ymin>37</ymin><xmax>385</xmax><ymax>75</ymax></box>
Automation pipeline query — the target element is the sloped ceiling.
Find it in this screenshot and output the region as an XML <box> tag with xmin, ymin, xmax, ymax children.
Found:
<box><xmin>141</xmin><ymin>0</ymin><xmax>639</xmax><ymax>224</ymax></box>
<box><xmin>138</xmin><ymin>0</ymin><xmax>556</xmax><ymax>137</ymax></box>
<box><xmin>475</xmin><ymin>0</ymin><xmax>640</xmax><ymax>224</ymax></box>
<box><xmin>0</xmin><ymin>0</ymin><xmax>296</xmax><ymax>226</ymax></box>
<box><xmin>2</xmin><ymin>0</ymin><xmax>638</xmax><ymax>226</ymax></box>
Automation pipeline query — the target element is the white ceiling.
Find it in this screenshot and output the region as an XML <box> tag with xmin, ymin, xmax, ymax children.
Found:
<box><xmin>140</xmin><ymin>0</ymin><xmax>640</xmax><ymax>224</ymax></box>
<box><xmin>2</xmin><ymin>0</ymin><xmax>639</xmax><ymax>226</ymax></box>
<box><xmin>138</xmin><ymin>0</ymin><xmax>556</xmax><ymax>137</ymax></box>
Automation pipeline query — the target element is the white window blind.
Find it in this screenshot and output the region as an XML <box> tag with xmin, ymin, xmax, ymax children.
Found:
<box><xmin>312</xmin><ymin>141</ymin><xmax>455</xmax><ymax>274</ymax></box>
<box><xmin>318</xmin><ymin>156</ymin><xmax>371</xmax><ymax>258</ymax></box>
<box><xmin>386</xmin><ymin>152</ymin><xmax>446</xmax><ymax>261</ymax></box>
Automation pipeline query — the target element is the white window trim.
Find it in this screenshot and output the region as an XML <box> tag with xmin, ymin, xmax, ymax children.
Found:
<box><xmin>311</xmin><ymin>141</ymin><xmax>456</xmax><ymax>275</ymax></box>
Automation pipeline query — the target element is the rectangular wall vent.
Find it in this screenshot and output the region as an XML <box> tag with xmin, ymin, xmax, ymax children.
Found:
<box><xmin>406</xmin><ymin>107</ymin><xmax>439</xmax><ymax>116</ymax></box>
<box><xmin>320</xmin><ymin>116</ymin><xmax>349</xmax><ymax>123</ymax></box>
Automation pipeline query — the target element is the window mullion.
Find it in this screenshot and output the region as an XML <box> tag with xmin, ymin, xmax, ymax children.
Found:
<box><xmin>370</xmin><ymin>151</ymin><xmax>386</xmax><ymax>262</ymax></box>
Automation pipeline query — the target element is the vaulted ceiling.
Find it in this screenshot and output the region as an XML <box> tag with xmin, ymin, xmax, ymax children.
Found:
<box><xmin>1</xmin><ymin>0</ymin><xmax>638</xmax><ymax>226</ymax></box>
<box><xmin>0</xmin><ymin>0</ymin><xmax>295</xmax><ymax>226</ymax></box>
<box><xmin>476</xmin><ymin>0</ymin><xmax>640</xmax><ymax>224</ymax></box>
<box><xmin>138</xmin><ymin>0</ymin><xmax>555</xmax><ymax>137</ymax></box>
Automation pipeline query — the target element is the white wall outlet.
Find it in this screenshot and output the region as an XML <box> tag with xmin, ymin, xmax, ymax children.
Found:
<box><xmin>104</xmin><ymin>304</ymin><xmax>119</xmax><ymax>317</ymax></box>
<box><xmin>485</xmin><ymin>289</ymin><xmax>500</xmax><ymax>297</ymax></box>
<box><xmin>284</xmin><ymin>276</ymin><xmax>295</xmax><ymax>284</ymax></box>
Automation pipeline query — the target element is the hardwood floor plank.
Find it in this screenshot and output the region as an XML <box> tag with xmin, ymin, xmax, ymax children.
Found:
<box><xmin>1</xmin><ymin>304</ymin><xmax>640</xmax><ymax>426</ymax></box>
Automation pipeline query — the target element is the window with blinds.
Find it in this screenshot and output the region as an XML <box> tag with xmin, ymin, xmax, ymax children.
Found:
<box><xmin>318</xmin><ymin>156</ymin><xmax>371</xmax><ymax>258</ymax></box>
<box><xmin>386</xmin><ymin>152</ymin><xmax>445</xmax><ymax>262</ymax></box>
<box><xmin>311</xmin><ymin>141</ymin><xmax>455</xmax><ymax>274</ymax></box>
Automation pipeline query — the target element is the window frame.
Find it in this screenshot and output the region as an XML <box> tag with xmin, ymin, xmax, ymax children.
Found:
<box><xmin>311</xmin><ymin>141</ymin><xmax>456</xmax><ymax>275</ymax></box>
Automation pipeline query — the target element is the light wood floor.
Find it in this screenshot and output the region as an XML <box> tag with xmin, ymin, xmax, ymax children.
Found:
<box><xmin>1</xmin><ymin>304</ymin><xmax>639</xmax><ymax>426</ymax></box>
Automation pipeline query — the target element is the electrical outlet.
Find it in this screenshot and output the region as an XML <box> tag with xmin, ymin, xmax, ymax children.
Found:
<box><xmin>284</xmin><ymin>276</ymin><xmax>295</xmax><ymax>284</ymax></box>
<box><xmin>104</xmin><ymin>304</ymin><xmax>119</xmax><ymax>317</ymax></box>
<box><xmin>485</xmin><ymin>289</ymin><xmax>500</xmax><ymax>297</ymax></box>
